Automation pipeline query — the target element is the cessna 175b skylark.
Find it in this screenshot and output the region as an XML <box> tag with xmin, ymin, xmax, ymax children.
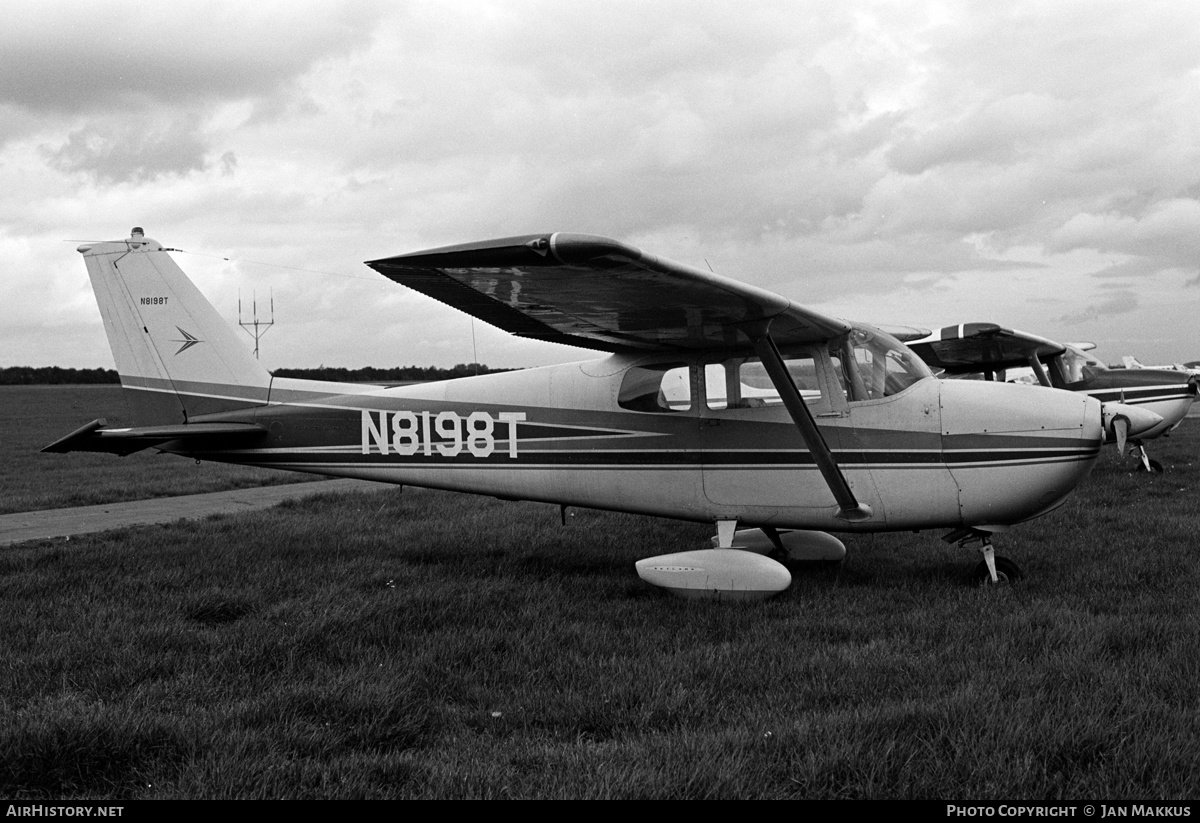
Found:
<box><xmin>906</xmin><ymin>324</ymin><xmax>1198</xmax><ymax>473</ymax></box>
<box><xmin>44</xmin><ymin>229</ymin><xmax>1160</xmax><ymax>597</ymax></box>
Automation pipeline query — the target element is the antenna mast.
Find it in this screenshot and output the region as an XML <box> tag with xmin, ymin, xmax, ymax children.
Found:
<box><xmin>238</xmin><ymin>289</ymin><xmax>275</xmax><ymax>359</ymax></box>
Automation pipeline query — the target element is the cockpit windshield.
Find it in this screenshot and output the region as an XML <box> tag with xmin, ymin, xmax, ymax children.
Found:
<box><xmin>1061</xmin><ymin>345</ymin><xmax>1107</xmax><ymax>384</ymax></box>
<box><xmin>830</xmin><ymin>324</ymin><xmax>933</xmax><ymax>401</ymax></box>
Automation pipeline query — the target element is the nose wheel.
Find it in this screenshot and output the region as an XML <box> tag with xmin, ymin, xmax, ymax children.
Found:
<box><xmin>945</xmin><ymin>529</ymin><xmax>1023</xmax><ymax>586</ymax></box>
<box><xmin>972</xmin><ymin>551</ymin><xmax>1023</xmax><ymax>586</ymax></box>
<box><xmin>1130</xmin><ymin>442</ymin><xmax>1164</xmax><ymax>473</ymax></box>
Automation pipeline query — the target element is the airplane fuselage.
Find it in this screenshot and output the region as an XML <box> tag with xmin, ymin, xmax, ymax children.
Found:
<box><xmin>170</xmin><ymin>354</ymin><xmax>1103</xmax><ymax>533</ymax></box>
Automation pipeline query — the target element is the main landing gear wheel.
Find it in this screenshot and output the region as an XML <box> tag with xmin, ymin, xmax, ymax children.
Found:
<box><xmin>973</xmin><ymin>555</ymin><xmax>1023</xmax><ymax>586</ymax></box>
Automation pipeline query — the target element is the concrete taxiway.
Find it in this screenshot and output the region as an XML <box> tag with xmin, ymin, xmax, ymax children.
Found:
<box><xmin>0</xmin><ymin>479</ymin><xmax>388</xmax><ymax>547</ymax></box>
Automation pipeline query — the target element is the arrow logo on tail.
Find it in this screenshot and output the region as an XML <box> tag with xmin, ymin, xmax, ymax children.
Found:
<box><xmin>171</xmin><ymin>326</ymin><xmax>203</xmax><ymax>355</ymax></box>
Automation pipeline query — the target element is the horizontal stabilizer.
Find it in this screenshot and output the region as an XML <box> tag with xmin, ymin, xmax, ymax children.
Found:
<box><xmin>43</xmin><ymin>419</ymin><xmax>266</xmax><ymax>456</ymax></box>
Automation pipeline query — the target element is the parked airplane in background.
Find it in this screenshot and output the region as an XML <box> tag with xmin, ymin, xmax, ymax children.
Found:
<box><xmin>44</xmin><ymin>230</ymin><xmax>1157</xmax><ymax>596</ymax></box>
<box><xmin>1120</xmin><ymin>356</ymin><xmax>1200</xmax><ymax>378</ymax></box>
<box><xmin>907</xmin><ymin>324</ymin><xmax>1198</xmax><ymax>473</ymax></box>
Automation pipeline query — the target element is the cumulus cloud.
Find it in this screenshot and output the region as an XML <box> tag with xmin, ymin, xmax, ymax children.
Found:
<box><xmin>1049</xmin><ymin>198</ymin><xmax>1200</xmax><ymax>270</ymax></box>
<box><xmin>1055</xmin><ymin>289</ymin><xmax>1140</xmax><ymax>325</ymax></box>
<box><xmin>5</xmin><ymin>0</ymin><xmax>1200</xmax><ymax>368</ymax></box>
<box><xmin>0</xmin><ymin>1</ymin><xmax>384</xmax><ymax>113</ymax></box>
<box><xmin>46</xmin><ymin>116</ymin><xmax>212</xmax><ymax>183</ymax></box>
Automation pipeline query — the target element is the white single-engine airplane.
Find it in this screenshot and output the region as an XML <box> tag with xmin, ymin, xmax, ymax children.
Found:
<box><xmin>1121</xmin><ymin>356</ymin><xmax>1200</xmax><ymax>379</ymax></box>
<box><xmin>45</xmin><ymin>229</ymin><xmax>1156</xmax><ymax>597</ymax></box>
<box><xmin>906</xmin><ymin>324</ymin><xmax>1198</xmax><ymax>473</ymax></box>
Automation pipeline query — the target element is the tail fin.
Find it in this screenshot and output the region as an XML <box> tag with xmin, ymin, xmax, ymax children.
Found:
<box><xmin>80</xmin><ymin>228</ymin><xmax>272</xmax><ymax>424</ymax></box>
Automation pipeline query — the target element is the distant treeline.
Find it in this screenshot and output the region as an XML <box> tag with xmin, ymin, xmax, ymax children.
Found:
<box><xmin>2</xmin><ymin>364</ymin><xmax>513</xmax><ymax>385</ymax></box>
<box><xmin>1</xmin><ymin>366</ymin><xmax>119</xmax><ymax>384</ymax></box>
<box><xmin>272</xmin><ymin>364</ymin><xmax>513</xmax><ymax>383</ymax></box>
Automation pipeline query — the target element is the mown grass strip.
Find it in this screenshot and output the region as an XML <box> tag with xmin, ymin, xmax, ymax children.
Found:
<box><xmin>3</xmin><ymin>393</ymin><xmax>1198</xmax><ymax>798</ymax></box>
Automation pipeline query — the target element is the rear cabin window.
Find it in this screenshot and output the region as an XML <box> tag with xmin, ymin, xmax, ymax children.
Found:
<box><xmin>704</xmin><ymin>355</ymin><xmax>824</xmax><ymax>410</ymax></box>
<box><xmin>618</xmin><ymin>364</ymin><xmax>692</xmax><ymax>413</ymax></box>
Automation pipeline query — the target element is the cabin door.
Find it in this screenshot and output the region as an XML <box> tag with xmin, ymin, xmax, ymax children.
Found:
<box><xmin>698</xmin><ymin>349</ymin><xmax>884</xmax><ymax>519</ymax></box>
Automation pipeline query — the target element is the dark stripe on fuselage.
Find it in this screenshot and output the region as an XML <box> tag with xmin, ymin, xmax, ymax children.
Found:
<box><xmin>187</xmin><ymin>446</ymin><xmax>1097</xmax><ymax>469</ymax></box>
<box><xmin>1084</xmin><ymin>387</ymin><xmax>1194</xmax><ymax>403</ymax></box>
<box><xmin>161</xmin><ymin>386</ymin><xmax>1101</xmax><ymax>473</ymax></box>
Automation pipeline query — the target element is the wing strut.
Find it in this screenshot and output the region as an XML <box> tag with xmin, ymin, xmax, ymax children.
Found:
<box><xmin>745</xmin><ymin>324</ymin><xmax>873</xmax><ymax>523</ymax></box>
<box><xmin>1027</xmin><ymin>355</ymin><xmax>1051</xmax><ymax>387</ymax></box>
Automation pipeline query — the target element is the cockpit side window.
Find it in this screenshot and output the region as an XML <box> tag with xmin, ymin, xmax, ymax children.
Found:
<box><xmin>618</xmin><ymin>363</ymin><xmax>692</xmax><ymax>413</ymax></box>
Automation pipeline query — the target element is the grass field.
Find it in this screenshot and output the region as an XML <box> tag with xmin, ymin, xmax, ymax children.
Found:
<box><xmin>1</xmin><ymin>387</ymin><xmax>1198</xmax><ymax>798</ymax></box>
<box><xmin>1</xmin><ymin>385</ymin><xmax>318</xmax><ymax>514</ymax></box>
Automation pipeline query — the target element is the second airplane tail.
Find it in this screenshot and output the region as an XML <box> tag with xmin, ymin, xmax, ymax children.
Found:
<box><xmin>79</xmin><ymin>228</ymin><xmax>272</xmax><ymax>424</ymax></box>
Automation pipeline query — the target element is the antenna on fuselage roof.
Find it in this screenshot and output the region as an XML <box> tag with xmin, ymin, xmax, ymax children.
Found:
<box><xmin>238</xmin><ymin>289</ymin><xmax>275</xmax><ymax>360</ymax></box>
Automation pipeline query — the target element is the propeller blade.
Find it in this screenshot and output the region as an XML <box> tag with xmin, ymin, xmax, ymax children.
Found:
<box><xmin>1113</xmin><ymin>416</ymin><xmax>1128</xmax><ymax>456</ymax></box>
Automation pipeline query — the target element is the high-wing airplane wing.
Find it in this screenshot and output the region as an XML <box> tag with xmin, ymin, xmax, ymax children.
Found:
<box><xmin>368</xmin><ymin>232</ymin><xmax>873</xmax><ymax>520</ymax></box>
<box><xmin>906</xmin><ymin>324</ymin><xmax>1065</xmax><ymax>375</ymax></box>
<box><xmin>365</xmin><ymin>233</ymin><xmax>850</xmax><ymax>353</ymax></box>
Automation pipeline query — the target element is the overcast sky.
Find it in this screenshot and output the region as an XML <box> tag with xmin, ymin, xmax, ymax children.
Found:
<box><xmin>3</xmin><ymin>0</ymin><xmax>1198</xmax><ymax>372</ymax></box>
